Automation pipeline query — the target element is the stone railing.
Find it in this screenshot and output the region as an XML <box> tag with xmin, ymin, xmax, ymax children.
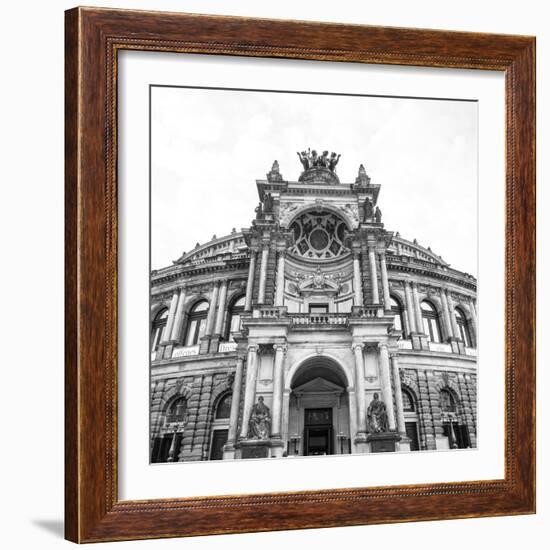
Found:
<box><xmin>350</xmin><ymin>305</ymin><xmax>383</xmax><ymax>318</ymax></box>
<box><xmin>253</xmin><ymin>306</ymin><xmax>288</xmax><ymax>319</ymax></box>
<box><xmin>397</xmin><ymin>339</ymin><xmax>413</xmax><ymax>350</ymax></box>
<box><xmin>172</xmin><ymin>344</ymin><xmax>200</xmax><ymax>358</ymax></box>
<box><xmin>218</xmin><ymin>341</ymin><xmax>238</xmax><ymax>353</ymax></box>
<box><xmin>428</xmin><ymin>341</ymin><xmax>453</xmax><ymax>353</ymax></box>
<box><xmin>289</xmin><ymin>313</ymin><xmax>348</xmax><ymax>326</ymax></box>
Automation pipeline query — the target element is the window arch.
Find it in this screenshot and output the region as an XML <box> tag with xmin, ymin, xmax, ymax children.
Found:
<box><xmin>439</xmin><ymin>388</ymin><xmax>457</xmax><ymax>413</ymax></box>
<box><xmin>402</xmin><ymin>388</ymin><xmax>415</xmax><ymax>412</ymax></box>
<box><xmin>184</xmin><ymin>300</ymin><xmax>209</xmax><ymax>346</ymax></box>
<box><xmin>421</xmin><ymin>300</ymin><xmax>442</xmax><ymax>343</ymax></box>
<box><xmin>151</xmin><ymin>308</ymin><xmax>169</xmax><ymax>352</ymax></box>
<box><xmin>227</xmin><ymin>295</ymin><xmax>245</xmax><ymax>340</ymax></box>
<box><xmin>166</xmin><ymin>397</ymin><xmax>188</xmax><ymax>424</ymax></box>
<box><xmin>389</xmin><ymin>295</ymin><xmax>404</xmax><ymax>336</ymax></box>
<box><xmin>455</xmin><ymin>307</ymin><xmax>473</xmax><ymax>347</ymax></box>
<box><xmin>215</xmin><ymin>393</ymin><xmax>232</xmax><ymax>419</ymax></box>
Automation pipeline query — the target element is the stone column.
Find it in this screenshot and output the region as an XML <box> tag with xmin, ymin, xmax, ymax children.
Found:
<box><xmin>257</xmin><ymin>245</ymin><xmax>270</xmax><ymax>305</ymax></box>
<box><xmin>244</xmin><ymin>250</ymin><xmax>257</xmax><ymax>311</ymax></box>
<box><xmin>161</xmin><ymin>290</ymin><xmax>179</xmax><ymax>343</ymax></box>
<box><xmin>352</xmin><ymin>343</ymin><xmax>367</xmax><ymax>435</ymax></box>
<box><xmin>440</xmin><ymin>289</ymin><xmax>454</xmax><ymax>340</ymax></box>
<box><xmin>239</xmin><ymin>344</ymin><xmax>259</xmax><ymax>439</ymax></box>
<box><xmin>411</xmin><ymin>283</ymin><xmax>423</xmax><ymax>334</ymax></box>
<box><xmin>447</xmin><ymin>291</ymin><xmax>460</xmax><ymax>338</ymax></box>
<box><xmin>391</xmin><ymin>353</ymin><xmax>406</xmax><ymax>435</ymax></box>
<box><xmin>378</xmin><ymin>343</ymin><xmax>396</xmax><ymax>431</ymax></box>
<box><xmin>469</xmin><ymin>299</ymin><xmax>478</xmax><ymax>344</ymax></box>
<box><xmin>404</xmin><ymin>282</ymin><xmax>417</xmax><ymax>333</ymax></box>
<box><xmin>170</xmin><ymin>287</ymin><xmax>187</xmax><ymax>342</ymax></box>
<box><xmin>224</xmin><ymin>355</ymin><xmax>244</xmax><ymax>457</ymax></box>
<box><xmin>353</xmin><ymin>251</ymin><xmax>363</xmax><ymax>306</ymax></box>
<box><xmin>271</xmin><ymin>344</ymin><xmax>287</xmax><ymax>438</ymax></box>
<box><xmin>214</xmin><ymin>280</ymin><xmax>228</xmax><ymax>336</ymax></box>
<box><xmin>379</xmin><ymin>252</ymin><xmax>391</xmax><ymax>308</ymax></box>
<box><xmin>204</xmin><ymin>282</ymin><xmax>219</xmax><ymax>336</ymax></box>
<box><xmin>274</xmin><ymin>250</ymin><xmax>286</xmax><ymax>306</ymax></box>
<box><xmin>368</xmin><ymin>247</ymin><xmax>380</xmax><ymax>304</ymax></box>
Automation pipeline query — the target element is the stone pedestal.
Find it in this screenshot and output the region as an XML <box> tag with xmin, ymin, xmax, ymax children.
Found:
<box><xmin>235</xmin><ymin>439</ymin><xmax>280</xmax><ymax>460</ymax></box>
<box><xmin>367</xmin><ymin>432</ymin><xmax>401</xmax><ymax>453</ymax></box>
<box><xmin>209</xmin><ymin>335</ymin><xmax>221</xmax><ymax>354</ymax></box>
<box><xmin>397</xmin><ymin>436</ymin><xmax>411</xmax><ymax>452</ymax></box>
<box><xmin>410</xmin><ymin>332</ymin><xmax>429</xmax><ymax>351</ymax></box>
<box><xmin>354</xmin><ymin>433</ymin><xmax>369</xmax><ymax>454</ymax></box>
<box><xmin>199</xmin><ymin>336</ymin><xmax>212</xmax><ymax>354</ymax></box>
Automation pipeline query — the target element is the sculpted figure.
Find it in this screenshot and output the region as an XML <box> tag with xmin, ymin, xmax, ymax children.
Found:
<box><xmin>255</xmin><ymin>202</ymin><xmax>264</xmax><ymax>220</ymax></box>
<box><xmin>248</xmin><ymin>396</ymin><xmax>271</xmax><ymax>440</ymax></box>
<box><xmin>310</xmin><ymin>149</ymin><xmax>319</xmax><ymax>167</ymax></box>
<box><xmin>367</xmin><ymin>393</ymin><xmax>389</xmax><ymax>433</ymax></box>
<box><xmin>297</xmin><ymin>151</ymin><xmax>310</xmax><ymax>171</ymax></box>
<box><xmin>374</xmin><ymin>206</ymin><xmax>382</xmax><ymax>223</ymax></box>
<box><xmin>263</xmin><ymin>193</ymin><xmax>274</xmax><ymax>213</ymax></box>
<box><xmin>319</xmin><ymin>150</ymin><xmax>330</xmax><ymax>168</ymax></box>
<box><xmin>329</xmin><ymin>152</ymin><xmax>341</xmax><ymax>171</ymax></box>
<box><xmin>363</xmin><ymin>198</ymin><xmax>374</xmax><ymax>221</ymax></box>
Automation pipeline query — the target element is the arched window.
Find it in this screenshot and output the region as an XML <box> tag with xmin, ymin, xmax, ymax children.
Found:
<box><xmin>227</xmin><ymin>295</ymin><xmax>245</xmax><ymax>339</ymax></box>
<box><xmin>389</xmin><ymin>296</ymin><xmax>404</xmax><ymax>335</ymax></box>
<box><xmin>455</xmin><ymin>307</ymin><xmax>473</xmax><ymax>347</ymax></box>
<box><xmin>421</xmin><ymin>300</ymin><xmax>442</xmax><ymax>343</ymax></box>
<box><xmin>402</xmin><ymin>388</ymin><xmax>415</xmax><ymax>412</ymax></box>
<box><xmin>439</xmin><ymin>389</ymin><xmax>457</xmax><ymax>413</ymax></box>
<box><xmin>215</xmin><ymin>393</ymin><xmax>232</xmax><ymax>419</ymax></box>
<box><xmin>166</xmin><ymin>397</ymin><xmax>188</xmax><ymax>424</ymax></box>
<box><xmin>151</xmin><ymin>308</ymin><xmax>168</xmax><ymax>352</ymax></box>
<box><xmin>184</xmin><ymin>301</ymin><xmax>209</xmax><ymax>346</ymax></box>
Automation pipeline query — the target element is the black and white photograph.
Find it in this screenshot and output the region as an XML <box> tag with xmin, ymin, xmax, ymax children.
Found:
<box><xmin>149</xmin><ymin>86</ymin><xmax>478</xmax><ymax>462</ymax></box>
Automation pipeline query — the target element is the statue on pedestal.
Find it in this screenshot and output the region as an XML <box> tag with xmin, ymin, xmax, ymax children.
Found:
<box><xmin>367</xmin><ymin>393</ymin><xmax>389</xmax><ymax>433</ymax></box>
<box><xmin>248</xmin><ymin>396</ymin><xmax>271</xmax><ymax>440</ymax></box>
<box><xmin>363</xmin><ymin>198</ymin><xmax>374</xmax><ymax>221</ymax></box>
<box><xmin>374</xmin><ymin>206</ymin><xmax>382</xmax><ymax>223</ymax></box>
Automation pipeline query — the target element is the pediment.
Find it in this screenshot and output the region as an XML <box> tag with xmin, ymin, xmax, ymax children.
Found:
<box><xmin>293</xmin><ymin>376</ymin><xmax>344</xmax><ymax>395</ymax></box>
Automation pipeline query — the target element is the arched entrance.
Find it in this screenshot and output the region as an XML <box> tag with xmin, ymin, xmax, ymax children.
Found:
<box><xmin>287</xmin><ymin>356</ymin><xmax>351</xmax><ymax>456</ymax></box>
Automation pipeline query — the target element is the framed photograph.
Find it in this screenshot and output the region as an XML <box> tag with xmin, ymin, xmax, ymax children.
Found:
<box><xmin>65</xmin><ymin>7</ymin><xmax>535</xmax><ymax>543</ymax></box>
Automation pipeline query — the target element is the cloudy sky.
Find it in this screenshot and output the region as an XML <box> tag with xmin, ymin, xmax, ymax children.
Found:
<box><xmin>151</xmin><ymin>86</ymin><xmax>477</xmax><ymax>275</ymax></box>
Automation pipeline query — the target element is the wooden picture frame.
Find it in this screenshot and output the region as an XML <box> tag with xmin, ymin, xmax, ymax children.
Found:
<box><xmin>65</xmin><ymin>6</ymin><xmax>536</xmax><ymax>543</ymax></box>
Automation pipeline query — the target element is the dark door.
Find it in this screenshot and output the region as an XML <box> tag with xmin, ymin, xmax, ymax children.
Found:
<box><xmin>210</xmin><ymin>429</ymin><xmax>228</xmax><ymax>460</ymax></box>
<box><xmin>304</xmin><ymin>408</ymin><xmax>333</xmax><ymax>456</ymax></box>
<box><xmin>405</xmin><ymin>421</ymin><xmax>420</xmax><ymax>451</ymax></box>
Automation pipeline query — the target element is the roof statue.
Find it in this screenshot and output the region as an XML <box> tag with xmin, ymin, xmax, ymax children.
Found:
<box><xmin>296</xmin><ymin>148</ymin><xmax>342</xmax><ymax>184</ymax></box>
<box><xmin>297</xmin><ymin>148</ymin><xmax>340</xmax><ymax>172</ymax></box>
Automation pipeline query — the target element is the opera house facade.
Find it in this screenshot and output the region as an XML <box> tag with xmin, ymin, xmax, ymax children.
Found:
<box><xmin>150</xmin><ymin>151</ymin><xmax>477</xmax><ymax>462</ymax></box>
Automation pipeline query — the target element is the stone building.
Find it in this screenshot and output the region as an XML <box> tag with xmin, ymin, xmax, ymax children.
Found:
<box><xmin>150</xmin><ymin>150</ymin><xmax>477</xmax><ymax>462</ymax></box>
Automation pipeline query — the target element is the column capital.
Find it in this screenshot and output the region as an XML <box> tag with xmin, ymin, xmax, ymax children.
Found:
<box><xmin>351</xmin><ymin>342</ymin><xmax>365</xmax><ymax>352</ymax></box>
<box><xmin>247</xmin><ymin>343</ymin><xmax>259</xmax><ymax>353</ymax></box>
<box><xmin>378</xmin><ymin>342</ymin><xmax>389</xmax><ymax>351</ymax></box>
<box><xmin>273</xmin><ymin>343</ymin><xmax>288</xmax><ymax>354</ymax></box>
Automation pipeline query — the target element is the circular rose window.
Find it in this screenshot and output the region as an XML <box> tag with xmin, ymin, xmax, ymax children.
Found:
<box><xmin>289</xmin><ymin>210</ymin><xmax>348</xmax><ymax>259</ymax></box>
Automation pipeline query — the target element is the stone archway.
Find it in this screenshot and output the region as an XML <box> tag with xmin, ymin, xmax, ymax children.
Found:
<box><xmin>286</xmin><ymin>356</ymin><xmax>352</xmax><ymax>456</ymax></box>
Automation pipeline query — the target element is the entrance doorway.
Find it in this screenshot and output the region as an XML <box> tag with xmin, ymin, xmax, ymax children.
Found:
<box><xmin>288</xmin><ymin>357</ymin><xmax>351</xmax><ymax>456</ymax></box>
<box><xmin>304</xmin><ymin>408</ymin><xmax>333</xmax><ymax>456</ymax></box>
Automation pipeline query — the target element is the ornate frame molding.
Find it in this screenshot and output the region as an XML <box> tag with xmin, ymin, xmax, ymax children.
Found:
<box><xmin>65</xmin><ymin>7</ymin><xmax>535</xmax><ymax>543</ymax></box>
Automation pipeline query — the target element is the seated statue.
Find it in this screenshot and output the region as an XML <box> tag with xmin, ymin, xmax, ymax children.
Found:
<box><xmin>248</xmin><ymin>396</ymin><xmax>271</xmax><ymax>440</ymax></box>
<box><xmin>367</xmin><ymin>393</ymin><xmax>389</xmax><ymax>433</ymax></box>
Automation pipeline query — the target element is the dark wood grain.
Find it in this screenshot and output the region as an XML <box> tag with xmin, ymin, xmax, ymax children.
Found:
<box><xmin>64</xmin><ymin>6</ymin><xmax>536</xmax><ymax>543</ymax></box>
